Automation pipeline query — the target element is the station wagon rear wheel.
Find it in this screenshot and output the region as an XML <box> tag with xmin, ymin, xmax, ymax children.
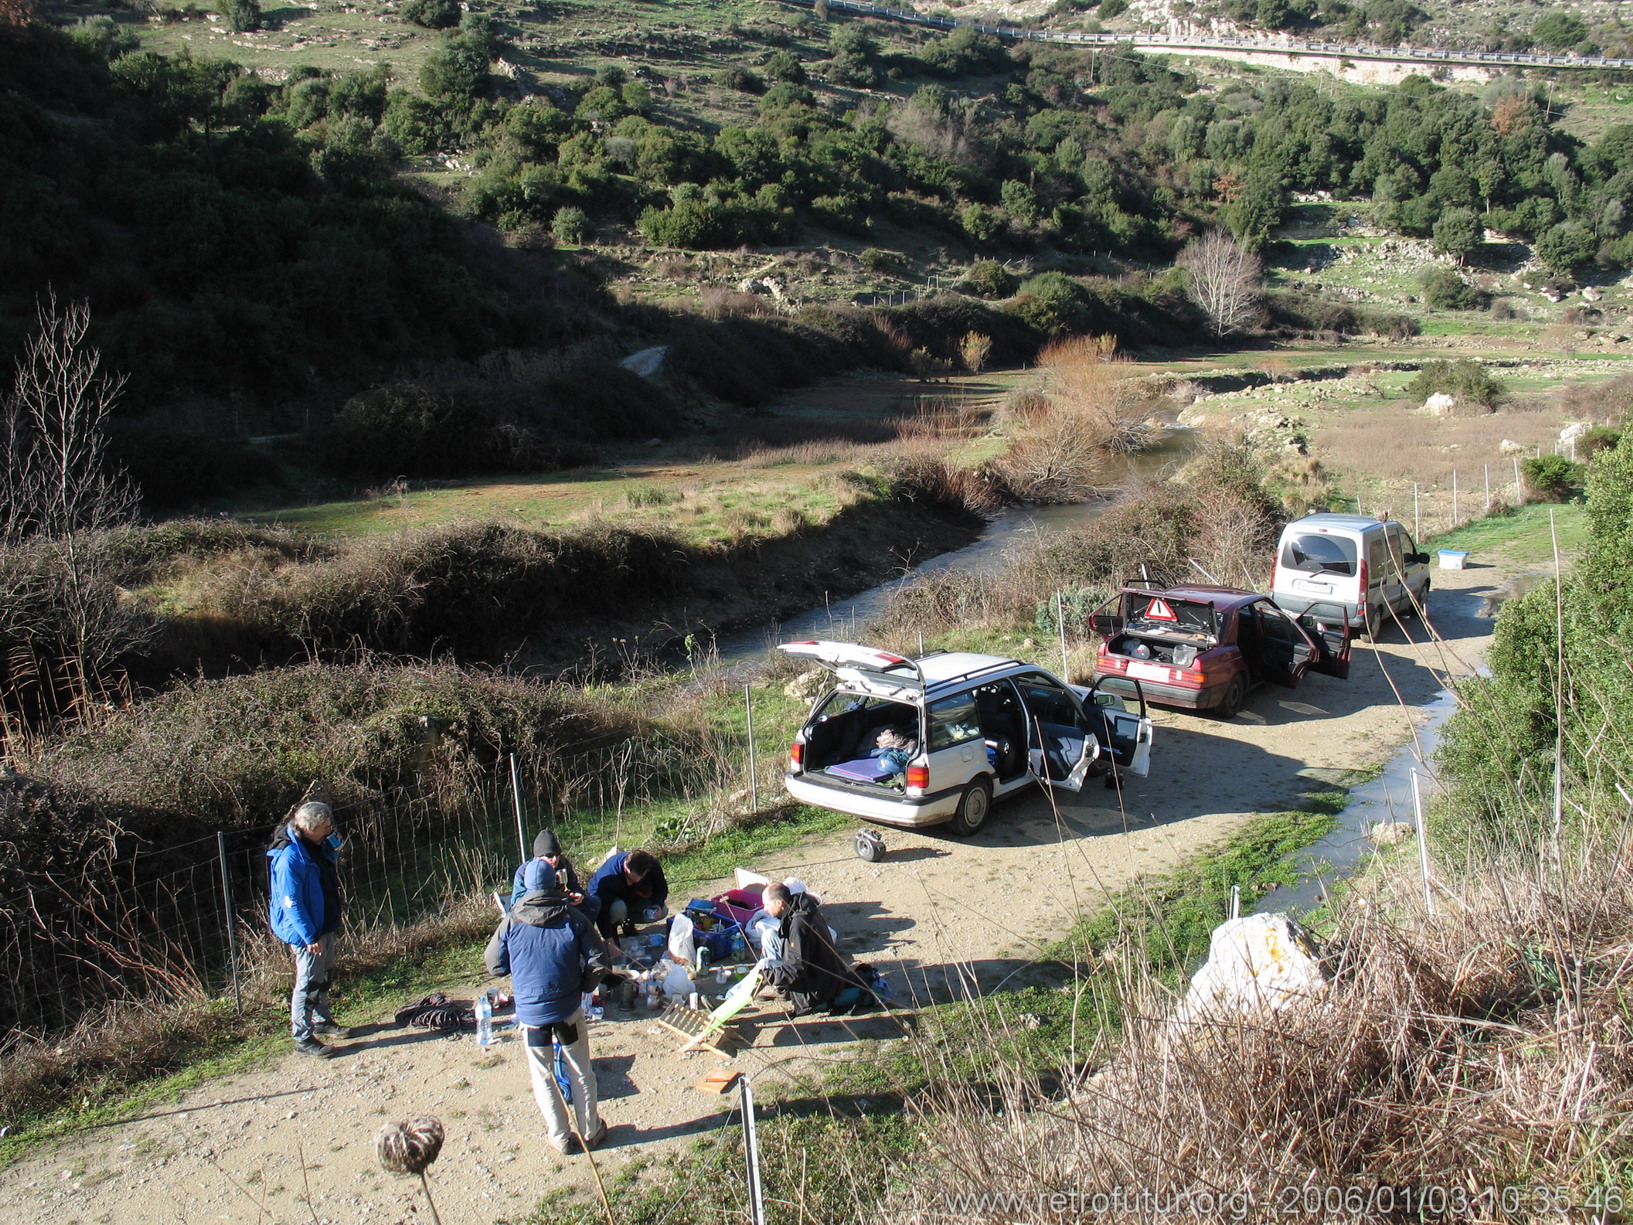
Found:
<box><xmin>948</xmin><ymin>778</ymin><xmax>992</xmax><ymax>836</ymax></box>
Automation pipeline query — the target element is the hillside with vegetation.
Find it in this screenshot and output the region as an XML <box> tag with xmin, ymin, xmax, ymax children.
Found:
<box><xmin>4</xmin><ymin>0</ymin><xmax>1633</xmax><ymax>1213</ymax></box>
<box><xmin>11</xmin><ymin>0</ymin><xmax>1633</xmax><ymax>496</ymax></box>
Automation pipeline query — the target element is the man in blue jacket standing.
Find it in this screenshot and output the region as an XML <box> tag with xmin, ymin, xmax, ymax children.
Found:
<box><xmin>267</xmin><ymin>801</ymin><xmax>350</xmax><ymax>1058</ymax></box>
<box><xmin>486</xmin><ymin>860</ymin><xmax>611</xmax><ymax>1154</ymax></box>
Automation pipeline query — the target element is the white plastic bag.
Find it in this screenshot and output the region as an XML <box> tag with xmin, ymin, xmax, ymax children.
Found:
<box><xmin>654</xmin><ymin>957</ymin><xmax>696</xmax><ymax>997</ymax></box>
<box><xmin>667</xmin><ymin>913</ymin><xmax>696</xmax><ymax>965</ymax></box>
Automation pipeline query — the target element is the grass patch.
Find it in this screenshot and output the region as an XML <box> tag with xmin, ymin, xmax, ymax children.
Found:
<box><xmin>1427</xmin><ymin>500</ymin><xmax>1589</xmax><ymax>564</ymax></box>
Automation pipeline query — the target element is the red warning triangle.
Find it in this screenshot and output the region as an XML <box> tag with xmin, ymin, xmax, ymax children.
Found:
<box><xmin>1144</xmin><ymin>598</ymin><xmax>1178</xmax><ymax>622</ymax></box>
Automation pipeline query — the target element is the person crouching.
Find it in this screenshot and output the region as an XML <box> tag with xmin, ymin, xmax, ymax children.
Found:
<box><xmin>485</xmin><ymin>860</ymin><xmax>611</xmax><ymax>1154</ymax></box>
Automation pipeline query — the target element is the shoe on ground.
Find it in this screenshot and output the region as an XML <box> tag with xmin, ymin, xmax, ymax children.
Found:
<box><xmin>312</xmin><ymin>1021</ymin><xmax>353</xmax><ymax>1038</ymax></box>
<box><xmin>293</xmin><ymin>1037</ymin><xmax>335</xmax><ymax>1058</ymax></box>
<box><xmin>548</xmin><ymin>1136</ymin><xmax>572</xmax><ymax>1155</ymax></box>
<box><xmin>581</xmin><ymin>1121</ymin><xmax>608</xmax><ymax>1151</ymax></box>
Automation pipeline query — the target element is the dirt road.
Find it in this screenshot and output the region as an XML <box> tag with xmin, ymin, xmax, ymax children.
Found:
<box><xmin>1</xmin><ymin>556</ymin><xmax>1535</xmax><ymax>1225</ymax></box>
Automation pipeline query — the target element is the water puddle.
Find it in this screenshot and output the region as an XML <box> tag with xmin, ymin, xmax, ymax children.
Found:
<box><xmin>1250</xmin><ymin>680</ymin><xmax>1470</xmax><ymax>917</ymax></box>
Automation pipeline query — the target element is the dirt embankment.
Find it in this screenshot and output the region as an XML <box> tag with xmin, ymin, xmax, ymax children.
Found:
<box><xmin>0</xmin><ymin>547</ymin><xmax>1552</xmax><ymax>1225</ymax></box>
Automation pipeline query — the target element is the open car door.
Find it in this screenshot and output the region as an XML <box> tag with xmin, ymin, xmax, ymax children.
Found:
<box><xmin>1292</xmin><ymin>601</ymin><xmax>1353</xmax><ymax>680</ymax></box>
<box><xmin>776</xmin><ymin>641</ymin><xmax>927</xmax><ymax>702</ymax></box>
<box><xmin>1011</xmin><ymin>671</ymin><xmax>1100</xmax><ymax>792</ymax></box>
<box><xmin>1250</xmin><ymin>601</ymin><xmax>1319</xmax><ymax>687</ymax></box>
<box><xmin>1082</xmin><ymin>677</ymin><xmax>1155</xmax><ymax>777</ymax></box>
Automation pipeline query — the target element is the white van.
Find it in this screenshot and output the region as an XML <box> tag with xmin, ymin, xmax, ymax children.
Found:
<box><xmin>1271</xmin><ymin>513</ymin><xmax>1431</xmax><ymax>634</ymax></box>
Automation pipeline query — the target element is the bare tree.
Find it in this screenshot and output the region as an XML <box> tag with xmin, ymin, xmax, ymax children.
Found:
<box><xmin>1177</xmin><ymin>229</ymin><xmax>1265</xmax><ymax>339</ymax></box>
<box><xmin>1</xmin><ymin>295</ymin><xmax>144</xmax><ymax>723</ymax></box>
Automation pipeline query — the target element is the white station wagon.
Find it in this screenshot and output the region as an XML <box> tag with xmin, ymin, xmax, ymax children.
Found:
<box><xmin>778</xmin><ymin>641</ymin><xmax>1154</xmax><ymax>856</ymax></box>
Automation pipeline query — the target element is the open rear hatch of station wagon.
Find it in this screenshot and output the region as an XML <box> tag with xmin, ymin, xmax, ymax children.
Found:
<box><xmin>776</xmin><ymin>641</ymin><xmax>928</xmax><ymax>701</ymax></box>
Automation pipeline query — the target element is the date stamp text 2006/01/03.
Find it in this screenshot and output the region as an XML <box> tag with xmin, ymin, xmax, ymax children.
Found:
<box><xmin>919</xmin><ymin>1184</ymin><xmax>1628</xmax><ymax>1220</ymax></box>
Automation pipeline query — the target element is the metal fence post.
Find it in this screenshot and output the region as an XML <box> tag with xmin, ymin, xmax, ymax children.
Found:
<box><xmin>509</xmin><ymin>753</ymin><xmax>527</xmax><ymax>865</ymax></box>
<box><xmin>1413</xmin><ymin>482</ymin><xmax>1420</xmax><ymax>539</ymax></box>
<box><xmin>1451</xmin><ymin>469</ymin><xmax>1459</xmax><ymax>527</ymax></box>
<box><xmin>217</xmin><ymin>832</ymin><xmax>241</xmax><ymax>1012</ymax></box>
<box><xmin>1056</xmin><ymin>590</ymin><xmax>1069</xmax><ymax>678</ymax></box>
<box><xmin>742</xmin><ymin>1075</ymin><xmax>766</xmax><ymax>1225</ymax></box>
<box><xmin>1412</xmin><ymin>769</ymin><xmax>1434</xmax><ymax>916</ymax></box>
<box><xmin>744</xmin><ymin>684</ymin><xmax>758</xmax><ymax>813</ymax></box>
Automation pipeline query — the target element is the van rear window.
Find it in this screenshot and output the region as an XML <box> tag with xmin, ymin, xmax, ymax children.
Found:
<box><xmin>1282</xmin><ymin>533</ymin><xmax>1359</xmax><ymax>576</ymax></box>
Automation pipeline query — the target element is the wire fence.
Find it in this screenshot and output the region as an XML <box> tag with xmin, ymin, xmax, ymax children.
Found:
<box><xmin>0</xmin><ymin>770</ymin><xmax>529</xmax><ymax>1035</ymax></box>
<box><xmin>0</xmin><ymin>709</ymin><xmax>767</xmax><ymax>1040</ymax></box>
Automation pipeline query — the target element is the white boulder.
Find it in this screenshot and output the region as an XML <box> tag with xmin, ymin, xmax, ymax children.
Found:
<box><xmin>1175</xmin><ymin>913</ymin><xmax>1328</xmax><ymax>1023</ymax></box>
<box><xmin>1560</xmin><ymin>421</ymin><xmax>1593</xmax><ymax>445</ymax></box>
<box><xmin>1423</xmin><ymin>392</ymin><xmax>1457</xmax><ymax>415</ymax></box>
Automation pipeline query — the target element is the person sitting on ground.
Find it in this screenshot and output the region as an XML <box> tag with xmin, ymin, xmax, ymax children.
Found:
<box><xmin>586</xmin><ymin>848</ymin><xmax>669</xmax><ymax>953</ymax></box>
<box><xmin>759</xmin><ymin>882</ymin><xmax>870</xmax><ymax>1017</ymax></box>
<box><xmin>508</xmin><ymin>829</ymin><xmax>595</xmax><ymax>923</ymax></box>
<box><xmin>485</xmin><ymin>860</ymin><xmax>611</xmax><ymax>1155</ymax></box>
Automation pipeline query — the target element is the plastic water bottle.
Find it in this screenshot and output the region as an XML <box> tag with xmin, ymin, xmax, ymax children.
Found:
<box><xmin>475</xmin><ymin>989</ymin><xmax>494</xmax><ymax>1046</ymax></box>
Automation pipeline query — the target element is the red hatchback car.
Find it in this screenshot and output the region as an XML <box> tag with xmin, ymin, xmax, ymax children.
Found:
<box><xmin>1088</xmin><ymin>585</ymin><xmax>1353</xmax><ymax>718</ymax></box>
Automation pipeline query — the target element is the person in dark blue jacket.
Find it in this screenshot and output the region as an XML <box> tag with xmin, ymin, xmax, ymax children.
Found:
<box><xmin>585</xmin><ymin>848</ymin><xmax>669</xmax><ymax>954</ymax></box>
<box><xmin>486</xmin><ymin>860</ymin><xmax>611</xmax><ymax>1154</ymax></box>
<box><xmin>506</xmin><ymin>829</ymin><xmax>596</xmax><ymax>926</ymax></box>
<box><xmin>267</xmin><ymin>801</ymin><xmax>350</xmax><ymax>1058</ymax></box>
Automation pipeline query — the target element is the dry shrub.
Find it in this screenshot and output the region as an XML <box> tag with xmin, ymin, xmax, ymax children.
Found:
<box><xmin>655</xmin><ymin>255</ymin><xmax>691</xmax><ymax>281</ymax></box>
<box><xmin>896</xmin><ymin>399</ymin><xmax>986</xmax><ymax>443</ymax></box>
<box><xmin>1552</xmin><ymin>371</ymin><xmax>1633</xmax><ymax>424</ymax></box>
<box><xmin>883</xmin><ymin>443</ymin><xmax>1005</xmax><ymax>515</ymax></box>
<box><xmin>999</xmin><ymin>387</ymin><xmax>1050</xmax><ymax>428</ymax></box>
<box><xmin>697</xmin><ymin>287</ymin><xmax>773</xmax><ymax>319</ymax></box>
<box><xmin>891</xmin><ymin>843</ymin><xmax>1633</xmax><ymax>1222</ymax></box>
<box><xmin>992</xmin><ymin>414</ymin><xmax>1107</xmax><ymax>503</ymax></box>
<box><xmin>1032</xmin><ymin>336</ymin><xmax>1167</xmax><ymax>454</ymax></box>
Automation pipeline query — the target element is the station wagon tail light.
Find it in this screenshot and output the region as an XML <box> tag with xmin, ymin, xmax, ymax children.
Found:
<box><xmin>905</xmin><ymin>765</ymin><xmax>929</xmax><ymax>792</ymax></box>
<box><xmin>1358</xmin><ymin>558</ymin><xmax>1368</xmax><ymax>591</ymax></box>
<box><xmin>789</xmin><ymin>741</ymin><xmax>804</xmax><ymax>770</ymax></box>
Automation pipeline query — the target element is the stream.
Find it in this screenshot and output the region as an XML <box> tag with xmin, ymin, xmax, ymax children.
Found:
<box><xmin>714</xmin><ymin>426</ymin><xmax>1201</xmax><ymax>666</ymax></box>
<box><xmin>1250</xmin><ymin>683</ymin><xmax>1464</xmax><ymax>917</ymax></box>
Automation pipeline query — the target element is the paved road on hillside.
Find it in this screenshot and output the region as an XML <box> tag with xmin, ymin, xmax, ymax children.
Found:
<box><xmin>787</xmin><ymin>0</ymin><xmax>1633</xmax><ymax>72</ymax></box>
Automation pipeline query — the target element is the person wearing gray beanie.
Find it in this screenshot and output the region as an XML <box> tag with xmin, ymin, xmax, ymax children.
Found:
<box><xmin>505</xmin><ymin>829</ymin><xmax>595</xmax><ymax>924</ymax></box>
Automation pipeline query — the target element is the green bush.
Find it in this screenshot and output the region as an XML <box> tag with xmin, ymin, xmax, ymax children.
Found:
<box><xmin>1522</xmin><ymin>454</ymin><xmax>1585</xmax><ymax>502</ymax></box>
<box><xmin>109</xmin><ymin>424</ymin><xmax>284</xmax><ymax>508</ymax></box>
<box><xmin>220</xmin><ymin>0</ymin><xmax>259</xmax><ymax>32</ymax></box>
<box><xmin>1578</xmin><ymin>425</ymin><xmax>1622</xmax><ymax>456</ymax></box>
<box><xmin>552</xmin><ymin>204</ymin><xmax>592</xmax><ymax>245</ymax></box>
<box><xmin>401</xmin><ymin>0</ymin><xmax>460</xmax><ymax>26</ymax></box>
<box><xmin>960</xmin><ymin>260</ymin><xmax>1016</xmax><ymax>299</ymax></box>
<box><xmin>1532</xmin><ymin>11</ymin><xmax>1589</xmax><ymax>50</ymax></box>
<box><xmin>1421</xmin><ymin>267</ymin><xmax>1478</xmax><ymax>310</ymax></box>
<box><xmin>1406</xmin><ymin>359</ymin><xmax>1503</xmax><ymax>409</ymax></box>
<box><xmin>716</xmin><ymin>66</ymin><xmax>764</xmax><ymax>94</ymax></box>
